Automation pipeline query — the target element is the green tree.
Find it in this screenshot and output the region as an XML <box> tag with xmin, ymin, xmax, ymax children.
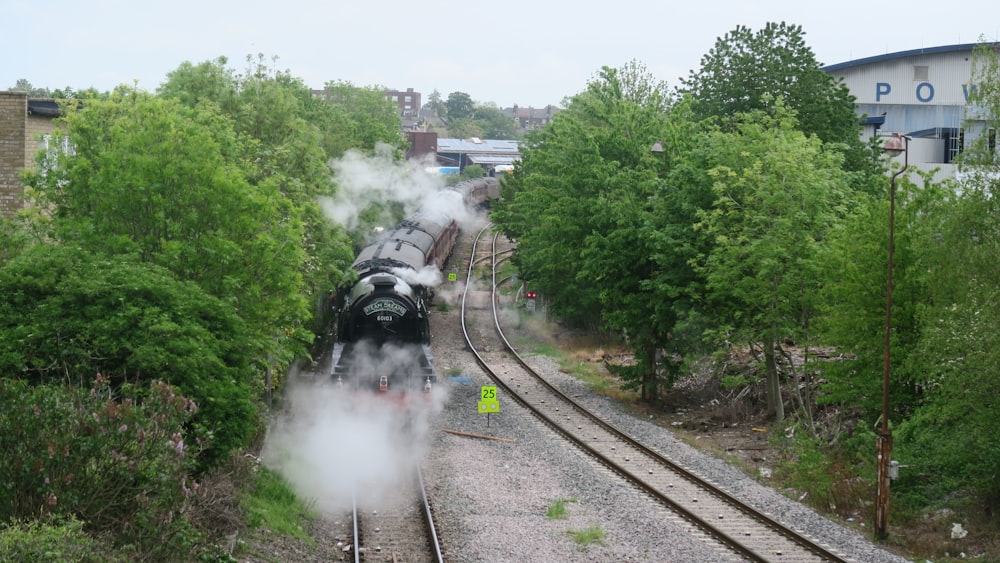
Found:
<box><xmin>473</xmin><ymin>103</ymin><xmax>519</xmax><ymax>139</ymax></box>
<box><xmin>155</xmin><ymin>56</ymin><xmax>239</xmax><ymax>111</ymax></box>
<box><xmin>445</xmin><ymin>91</ymin><xmax>475</xmax><ymax>121</ymax></box>
<box><xmin>0</xmin><ymin>216</ymin><xmax>32</xmax><ymax>267</ymax></box>
<box><xmin>890</xmin><ymin>42</ymin><xmax>1000</xmax><ymax>505</ymax></box>
<box><xmin>817</xmin><ymin>163</ymin><xmax>950</xmax><ymax>434</ymax></box>
<box><xmin>693</xmin><ymin>101</ymin><xmax>851</xmax><ymax>421</ymax></box>
<box><xmin>160</xmin><ymin>56</ymin><xmax>364</xmax><ymax>348</ymax></box>
<box><xmin>962</xmin><ymin>41</ymin><xmax>1000</xmax><ymax>170</ymax></box>
<box><xmin>446</xmin><ymin>117</ymin><xmax>485</xmax><ymax>140</ymax></box>
<box><xmin>494</xmin><ymin>61</ymin><xmax>685</xmax><ymax>399</ymax></box>
<box><xmin>459</xmin><ymin>164</ymin><xmax>485</xmax><ymax>179</ymax></box>
<box><xmin>426</xmin><ymin>89</ymin><xmax>445</xmax><ymax>118</ymax></box>
<box><xmin>0</xmin><ymin>245</ymin><xmax>255</xmax><ymax>464</ymax></box>
<box><xmin>10</xmin><ymin>79</ymin><xmax>51</xmax><ymax>97</ymax></box>
<box><xmin>681</xmin><ymin>22</ymin><xmax>874</xmax><ymax>176</ymax></box>
<box><xmin>24</xmin><ymin>88</ymin><xmax>309</xmax><ymax>401</ymax></box>
<box><xmin>320</xmin><ymin>79</ymin><xmax>405</xmax><ymax>155</ymax></box>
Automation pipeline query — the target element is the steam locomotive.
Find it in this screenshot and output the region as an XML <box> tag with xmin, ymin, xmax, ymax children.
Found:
<box><xmin>328</xmin><ymin>177</ymin><xmax>500</xmax><ymax>399</ymax></box>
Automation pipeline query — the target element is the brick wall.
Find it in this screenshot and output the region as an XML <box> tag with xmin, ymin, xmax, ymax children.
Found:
<box><xmin>0</xmin><ymin>91</ymin><xmax>27</xmax><ymax>218</ymax></box>
<box><xmin>26</xmin><ymin>114</ymin><xmax>55</xmax><ymax>166</ymax></box>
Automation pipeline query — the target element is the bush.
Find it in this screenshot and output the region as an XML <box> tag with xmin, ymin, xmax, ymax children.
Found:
<box><xmin>0</xmin><ymin>246</ymin><xmax>259</xmax><ymax>468</ymax></box>
<box><xmin>775</xmin><ymin>427</ymin><xmax>871</xmax><ymax>518</ymax></box>
<box><xmin>0</xmin><ymin>376</ymin><xmax>205</xmax><ymax>559</ymax></box>
<box><xmin>0</xmin><ymin>517</ymin><xmax>129</xmax><ymax>562</ymax></box>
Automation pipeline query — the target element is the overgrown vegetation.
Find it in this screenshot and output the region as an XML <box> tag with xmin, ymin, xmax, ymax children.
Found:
<box><xmin>3</xmin><ymin>55</ymin><xmax>402</xmax><ymax>559</ymax></box>
<box><xmin>0</xmin><ymin>377</ymin><xmax>203</xmax><ymax>559</ymax></box>
<box><xmin>240</xmin><ymin>467</ymin><xmax>316</xmax><ymax>542</ymax></box>
<box><xmin>0</xmin><ymin>518</ymin><xmax>128</xmax><ymax>563</ymax></box>
<box><xmin>492</xmin><ymin>28</ymin><xmax>1000</xmax><ymax>557</ymax></box>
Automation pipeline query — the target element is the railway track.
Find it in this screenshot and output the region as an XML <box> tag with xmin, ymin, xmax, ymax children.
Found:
<box><xmin>458</xmin><ymin>224</ymin><xmax>855</xmax><ymax>563</ymax></box>
<box><xmin>349</xmin><ymin>464</ymin><xmax>443</xmax><ymax>563</ymax></box>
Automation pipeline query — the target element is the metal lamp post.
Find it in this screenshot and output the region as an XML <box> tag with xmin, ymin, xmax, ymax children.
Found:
<box><xmin>876</xmin><ymin>132</ymin><xmax>909</xmax><ymax>539</ymax></box>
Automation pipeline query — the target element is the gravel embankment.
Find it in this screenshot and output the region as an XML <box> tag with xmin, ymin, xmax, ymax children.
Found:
<box><xmin>421</xmin><ymin>306</ymin><xmax>914</xmax><ymax>563</ymax></box>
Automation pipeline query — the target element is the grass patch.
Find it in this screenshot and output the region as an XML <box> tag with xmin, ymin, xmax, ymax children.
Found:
<box><xmin>509</xmin><ymin>313</ymin><xmax>638</xmax><ymax>402</ymax></box>
<box><xmin>447</xmin><ymin>366</ymin><xmax>463</xmax><ymax>377</ymax></box>
<box><xmin>546</xmin><ymin>497</ymin><xmax>576</xmax><ymax>519</ymax></box>
<box><xmin>567</xmin><ymin>524</ymin><xmax>606</xmax><ymax>547</ymax></box>
<box><xmin>0</xmin><ymin>517</ymin><xmax>129</xmax><ymax>562</ymax></box>
<box><xmin>241</xmin><ymin>466</ymin><xmax>315</xmax><ymax>542</ymax></box>
<box><xmin>523</xmin><ymin>339</ymin><xmax>562</xmax><ymax>358</ymax></box>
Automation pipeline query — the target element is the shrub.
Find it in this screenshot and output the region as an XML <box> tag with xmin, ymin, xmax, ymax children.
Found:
<box><xmin>0</xmin><ymin>517</ymin><xmax>129</xmax><ymax>562</ymax></box>
<box><xmin>0</xmin><ymin>376</ymin><xmax>205</xmax><ymax>559</ymax></box>
<box><xmin>0</xmin><ymin>246</ymin><xmax>258</xmax><ymax>468</ymax></box>
<box><xmin>774</xmin><ymin>427</ymin><xmax>870</xmax><ymax>518</ymax></box>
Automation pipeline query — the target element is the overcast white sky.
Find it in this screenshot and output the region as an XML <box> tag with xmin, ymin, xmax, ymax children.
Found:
<box><xmin>3</xmin><ymin>0</ymin><xmax>998</xmax><ymax>108</ymax></box>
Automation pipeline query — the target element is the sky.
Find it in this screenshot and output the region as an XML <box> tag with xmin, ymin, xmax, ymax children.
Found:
<box><xmin>3</xmin><ymin>0</ymin><xmax>998</xmax><ymax>109</ymax></box>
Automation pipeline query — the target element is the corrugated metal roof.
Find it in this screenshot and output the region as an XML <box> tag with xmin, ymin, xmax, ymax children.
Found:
<box><xmin>436</xmin><ymin>138</ymin><xmax>520</xmax><ymax>153</ymax></box>
<box><xmin>467</xmin><ymin>154</ymin><xmax>519</xmax><ymax>165</ymax></box>
<box><xmin>822</xmin><ymin>43</ymin><xmax>998</xmax><ymax>73</ymax></box>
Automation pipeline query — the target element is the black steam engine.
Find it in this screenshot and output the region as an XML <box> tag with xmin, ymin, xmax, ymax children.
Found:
<box><xmin>329</xmin><ymin>177</ymin><xmax>500</xmax><ymax>399</ymax></box>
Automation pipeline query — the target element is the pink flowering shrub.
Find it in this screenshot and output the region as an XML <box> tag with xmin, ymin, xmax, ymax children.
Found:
<box><xmin>0</xmin><ymin>375</ymin><xmax>207</xmax><ymax>558</ymax></box>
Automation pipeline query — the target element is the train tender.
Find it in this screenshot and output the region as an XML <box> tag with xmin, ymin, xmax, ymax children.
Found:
<box><xmin>329</xmin><ymin>177</ymin><xmax>500</xmax><ymax>400</ymax></box>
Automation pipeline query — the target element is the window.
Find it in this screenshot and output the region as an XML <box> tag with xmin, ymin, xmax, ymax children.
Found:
<box><xmin>39</xmin><ymin>133</ymin><xmax>73</xmax><ymax>155</ymax></box>
<box><xmin>943</xmin><ymin>128</ymin><xmax>963</xmax><ymax>164</ymax></box>
<box><xmin>913</xmin><ymin>65</ymin><xmax>929</xmax><ymax>81</ymax></box>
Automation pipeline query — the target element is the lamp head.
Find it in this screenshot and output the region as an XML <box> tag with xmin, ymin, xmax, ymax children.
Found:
<box><xmin>883</xmin><ymin>133</ymin><xmax>906</xmax><ymax>157</ymax></box>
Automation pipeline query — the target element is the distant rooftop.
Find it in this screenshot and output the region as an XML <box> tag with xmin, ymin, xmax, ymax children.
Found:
<box><xmin>436</xmin><ymin>138</ymin><xmax>519</xmax><ymax>153</ymax></box>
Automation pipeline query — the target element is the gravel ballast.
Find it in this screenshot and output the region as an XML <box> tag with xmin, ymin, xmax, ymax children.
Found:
<box><xmin>422</xmin><ymin>302</ymin><xmax>913</xmax><ymax>563</ymax></box>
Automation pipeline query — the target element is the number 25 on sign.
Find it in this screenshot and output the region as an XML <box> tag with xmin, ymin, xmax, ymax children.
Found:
<box><xmin>478</xmin><ymin>386</ymin><xmax>499</xmax><ymax>413</ymax></box>
<box><xmin>478</xmin><ymin>386</ymin><xmax>499</xmax><ymax>427</ymax></box>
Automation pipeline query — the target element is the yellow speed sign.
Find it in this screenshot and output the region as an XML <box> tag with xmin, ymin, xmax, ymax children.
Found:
<box><xmin>478</xmin><ymin>386</ymin><xmax>499</xmax><ymax>413</ymax></box>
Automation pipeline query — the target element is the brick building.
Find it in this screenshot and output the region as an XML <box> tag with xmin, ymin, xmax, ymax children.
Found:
<box><xmin>506</xmin><ymin>105</ymin><xmax>559</xmax><ymax>131</ymax></box>
<box><xmin>0</xmin><ymin>91</ymin><xmax>60</xmax><ymax>217</ymax></box>
<box><xmin>384</xmin><ymin>87</ymin><xmax>421</xmax><ymax>118</ymax></box>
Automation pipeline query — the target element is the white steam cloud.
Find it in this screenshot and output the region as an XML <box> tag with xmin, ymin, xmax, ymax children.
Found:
<box><xmin>320</xmin><ymin>143</ymin><xmax>443</xmax><ymax>231</ymax></box>
<box><xmin>268</xmin><ymin>146</ymin><xmax>492</xmax><ymax>512</ymax></box>
<box><xmin>320</xmin><ymin>143</ymin><xmax>486</xmax><ymax>232</ymax></box>
<box><xmin>262</xmin><ymin>344</ymin><xmax>447</xmax><ymax>513</ymax></box>
<box><xmin>391</xmin><ymin>265</ymin><xmax>443</xmax><ymax>289</ymax></box>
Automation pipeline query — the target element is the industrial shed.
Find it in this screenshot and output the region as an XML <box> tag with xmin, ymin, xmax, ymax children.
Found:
<box><xmin>823</xmin><ymin>42</ymin><xmax>1000</xmax><ymax>182</ymax></box>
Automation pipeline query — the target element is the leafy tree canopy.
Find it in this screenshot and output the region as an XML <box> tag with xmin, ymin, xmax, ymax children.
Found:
<box><xmin>693</xmin><ymin>100</ymin><xmax>852</xmax><ymax>420</ymax></box>
<box><xmin>493</xmin><ymin>61</ymin><xmax>687</xmax><ymax>398</ymax></box>
<box><xmin>890</xmin><ymin>41</ymin><xmax>1000</xmax><ymax>505</ymax></box>
<box><xmin>681</xmin><ymin>22</ymin><xmax>875</xmax><ymax>176</ymax></box>
<box><xmin>446</xmin><ymin>117</ymin><xmax>484</xmax><ymax>140</ymax></box>
<box><xmin>0</xmin><ymin>245</ymin><xmax>255</xmax><ymax>463</ymax></box>
<box><xmin>473</xmin><ymin>103</ymin><xmax>519</xmax><ymax>140</ymax></box>
<box><xmin>159</xmin><ymin>55</ymin><xmax>365</xmax><ymax>340</ymax></box>
<box><xmin>24</xmin><ymin>88</ymin><xmax>312</xmax><ymax>373</ymax></box>
<box><xmin>445</xmin><ymin>91</ymin><xmax>475</xmax><ymax>121</ymax></box>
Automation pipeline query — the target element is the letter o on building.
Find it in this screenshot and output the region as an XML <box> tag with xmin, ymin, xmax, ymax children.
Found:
<box><xmin>916</xmin><ymin>82</ymin><xmax>935</xmax><ymax>103</ymax></box>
